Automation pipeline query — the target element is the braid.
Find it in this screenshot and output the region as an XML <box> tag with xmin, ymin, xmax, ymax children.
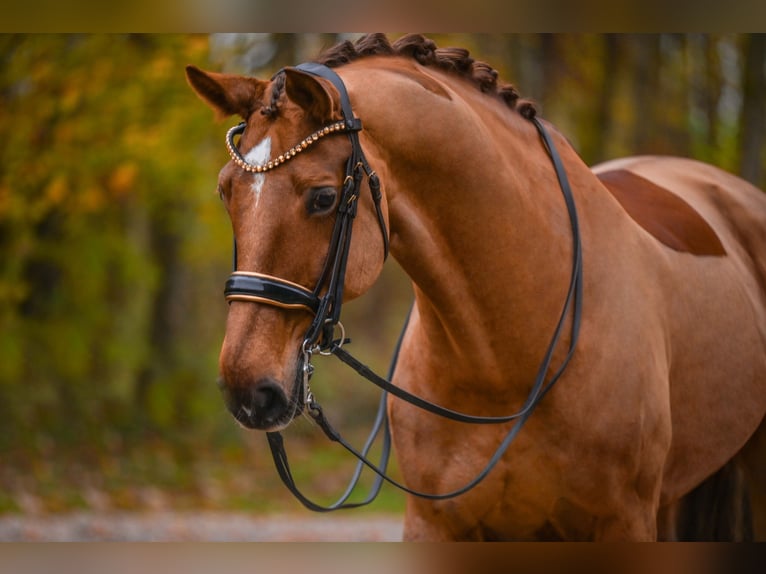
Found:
<box><xmin>264</xmin><ymin>34</ymin><xmax>537</xmax><ymax>119</ymax></box>
<box><xmin>391</xmin><ymin>34</ymin><xmax>437</xmax><ymax>66</ymax></box>
<box><xmin>389</xmin><ymin>34</ymin><xmax>537</xmax><ymax>118</ymax></box>
<box><xmin>261</xmin><ymin>71</ymin><xmax>284</xmax><ymax>118</ymax></box>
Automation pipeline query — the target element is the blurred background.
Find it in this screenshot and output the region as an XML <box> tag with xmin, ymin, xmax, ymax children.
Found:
<box><xmin>1</xmin><ymin>34</ymin><xmax>764</xmax><ymax>522</ymax></box>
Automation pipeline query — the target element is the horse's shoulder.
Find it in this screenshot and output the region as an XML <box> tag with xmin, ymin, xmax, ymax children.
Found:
<box><xmin>593</xmin><ymin>159</ymin><xmax>727</xmax><ymax>257</ymax></box>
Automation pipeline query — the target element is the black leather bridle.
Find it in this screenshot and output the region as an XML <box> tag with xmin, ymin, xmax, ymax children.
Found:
<box><xmin>222</xmin><ymin>62</ymin><xmax>583</xmax><ymax>511</ymax></box>
<box><xmin>225</xmin><ymin>62</ymin><xmax>389</xmax><ymax>349</ymax></box>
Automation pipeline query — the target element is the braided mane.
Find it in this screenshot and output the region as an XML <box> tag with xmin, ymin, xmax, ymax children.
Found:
<box><xmin>262</xmin><ymin>33</ymin><xmax>536</xmax><ymax>120</ymax></box>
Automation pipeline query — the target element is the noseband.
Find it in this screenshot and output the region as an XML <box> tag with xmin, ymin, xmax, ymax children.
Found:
<box><xmin>221</xmin><ymin>63</ymin><xmax>583</xmax><ymax>511</ymax></box>
<box><xmin>224</xmin><ymin>272</ymin><xmax>319</xmax><ymax>314</ymax></box>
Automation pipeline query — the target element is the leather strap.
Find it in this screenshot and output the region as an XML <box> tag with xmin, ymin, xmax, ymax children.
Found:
<box><xmin>295</xmin><ymin>63</ymin><xmax>389</xmax><ymax>261</ymax></box>
<box><xmin>225</xmin><ymin>272</ymin><xmax>319</xmax><ymax>314</ymax></box>
<box><xmin>295</xmin><ymin>62</ymin><xmax>359</xmax><ymax>129</ymax></box>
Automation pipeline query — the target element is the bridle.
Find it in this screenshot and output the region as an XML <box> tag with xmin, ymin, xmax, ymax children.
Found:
<box><xmin>221</xmin><ymin>62</ymin><xmax>583</xmax><ymax>511</ymax></box>
<box><xmin>225</xmin><ymin>62</ymin><xmax>388</xmax><ymax>347</ymax></box>
<box><xmin>225</xmin><ymin>62</ymin><xmax>389</xmax><ymax>412</ymax></box>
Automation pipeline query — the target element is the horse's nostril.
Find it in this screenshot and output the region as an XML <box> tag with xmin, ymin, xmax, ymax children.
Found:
<box><xmin>253</xmin><ymin>384</ymin><xmax>278</xmax><ymax>413</ymax></box>
<box><xmin>221</xmin><ymin>378</ymin><xmax>290</xmax><ymax>430</ymax></box>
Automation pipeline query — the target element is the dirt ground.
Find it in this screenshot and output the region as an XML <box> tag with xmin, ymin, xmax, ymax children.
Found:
<box><xmin>0</xmin><ymin>511</ymin><xmax>404</xmax><ymax>541</ymax></box>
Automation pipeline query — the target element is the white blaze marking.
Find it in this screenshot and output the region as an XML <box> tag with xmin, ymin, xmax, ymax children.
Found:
<box><xmin>244</xmin><ymin>136</ymin><xmax>271</xmax><ymax>208</ymax></box>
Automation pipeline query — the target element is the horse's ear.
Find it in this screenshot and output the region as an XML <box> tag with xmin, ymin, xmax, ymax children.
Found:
<box><xmin>283</xmin><ymin>68</ymin><xmax>339</xmax><ymax>123</ymax></box>
<box><xmin>185</xmin><ymin>65</ymin><xmax>267</xmax><ymax>120</ymax></box>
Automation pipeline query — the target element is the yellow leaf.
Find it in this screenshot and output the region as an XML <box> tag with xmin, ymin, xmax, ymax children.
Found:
<box><xmin>45</xmin><ymin>175</ymin><xmax>68</xmax><ymax>205</ymax></box>
<box><xmin>108</xmin><ymin>163</ymin><xmax>138</xmax><ymax>198</ymax></box>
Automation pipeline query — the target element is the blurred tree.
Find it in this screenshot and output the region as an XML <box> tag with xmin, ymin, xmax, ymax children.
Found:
<box><xmin>0</xmin><ymin>35</ymin><xmax>232</xmax><ymax>452</ymax></box>
<box><xmin>739</xmin><ymin>33</ymin><xmax>766</xmax><ymax>187</ymax></box>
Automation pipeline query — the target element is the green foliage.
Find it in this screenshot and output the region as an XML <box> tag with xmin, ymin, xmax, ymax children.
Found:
<box><xmin>0</xmin><ymin>35</ymin><xmax>231</xmax><ymax>450</ymax></box>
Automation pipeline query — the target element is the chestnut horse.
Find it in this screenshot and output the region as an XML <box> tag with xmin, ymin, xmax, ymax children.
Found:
<box><xmin>187</xmin><ymin>34</ymin><xmax>766</xmax><ymax>540</ymax></box>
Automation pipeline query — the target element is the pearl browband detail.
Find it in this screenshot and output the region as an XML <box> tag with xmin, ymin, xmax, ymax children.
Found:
<box><xmin>226</xmin><ymin>120</ymin><xmax>349</xmax><ymax>174</ymax></box>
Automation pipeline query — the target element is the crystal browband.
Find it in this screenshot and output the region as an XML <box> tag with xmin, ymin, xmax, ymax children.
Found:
<box><xmin>226</xmin><ymin>120</ymin><xmax>350</xmax><ymax>174</ymax></box>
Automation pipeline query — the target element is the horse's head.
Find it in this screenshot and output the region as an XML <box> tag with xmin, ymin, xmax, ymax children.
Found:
<box><xmin>186</xmin><ymin>65</ymin><xmax>387</xmax><ymax>431</ymax></box>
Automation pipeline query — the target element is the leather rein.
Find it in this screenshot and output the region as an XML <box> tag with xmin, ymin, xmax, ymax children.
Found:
<box><xmin>222</xmin><ymin>63</ymin><xmax>583</xmax><ymax>511</ymax></box>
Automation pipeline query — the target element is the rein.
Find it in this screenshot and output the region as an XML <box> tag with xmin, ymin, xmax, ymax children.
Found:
<box><xmin>223</xmin><ymin>63</ymin><xmax>583</xmax><ymax>510</ymax></box>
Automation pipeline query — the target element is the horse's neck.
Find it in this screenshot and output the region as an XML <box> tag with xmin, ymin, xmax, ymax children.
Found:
<box><xmin>350</xmin><ymin>65</ymin><xmax>589</xmax><ymax>392</ymax></box>
<box><xmin>394</xmin><ymin>138</ymin><xmax>576</xmax><ymax>387</ymax></box>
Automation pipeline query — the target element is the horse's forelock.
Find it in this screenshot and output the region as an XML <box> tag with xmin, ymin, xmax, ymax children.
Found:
<box><xmin>260</xmin><ymin>72</ymin><xmax>285</xmax><ymax>119</ymax></box>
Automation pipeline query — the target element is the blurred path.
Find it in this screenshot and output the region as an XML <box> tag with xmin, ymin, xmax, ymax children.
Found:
<box><xmin>0</xmin><ymin>512</ymin><xmax>403</xmax><ymax>541</ymax></box>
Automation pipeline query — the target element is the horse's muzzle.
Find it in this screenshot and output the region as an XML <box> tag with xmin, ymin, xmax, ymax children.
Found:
<box><xmin>219</xmin><ymin>376</ymin><xmax>293</xmax><ymax>430</ymax></box>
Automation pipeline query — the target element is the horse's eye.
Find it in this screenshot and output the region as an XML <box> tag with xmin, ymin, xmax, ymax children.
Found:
<box><xmin>307</xmin><ymin>187</ymin><xmax>338</xmax><ymax>215</ymax></box>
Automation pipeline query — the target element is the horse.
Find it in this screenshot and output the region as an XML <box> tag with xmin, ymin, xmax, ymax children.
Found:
<box><xmin>186</xmin><ymin>33</ymin><xmax>766</xmax><ymax>540</ymax></box>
